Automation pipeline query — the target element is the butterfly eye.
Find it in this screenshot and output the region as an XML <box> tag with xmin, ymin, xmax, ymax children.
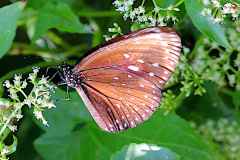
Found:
<box><xmin>63</xmin><ymin>27</ymin><xmax>181</xmax><ymax>132</ymax></box>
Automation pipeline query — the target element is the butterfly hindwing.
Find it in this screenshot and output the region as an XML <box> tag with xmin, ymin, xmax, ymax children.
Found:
<box><xmin>78</xmin><ymin>67</ymin><xmax>161</xmax><ymax>132</ymax></box>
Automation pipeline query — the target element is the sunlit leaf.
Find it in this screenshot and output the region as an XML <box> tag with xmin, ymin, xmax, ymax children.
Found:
<box><xmin>185</xmin><ymin>0</ymin><xmax>230</xmax><ymax>48</ymax></box>
<box><xmin>35</xmin><ymin>90</ymin><xmax>221</xmax><ymax>160</ymax></box>
<box><xmin>32</xmin><ymin>1</ymin><xmax>91</xmax><ymax>40</ymax></box>
<box><xmin>111</xmin><ymin>143</ymin><xmax>180</xmax><ymax>160</ymax></box>
<box><xmin>0</xmin><ymin>2</ymin><xmax>25</xmax><ymax>58</ymax></box>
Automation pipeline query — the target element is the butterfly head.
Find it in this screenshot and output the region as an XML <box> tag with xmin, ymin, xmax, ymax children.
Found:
<box><xmin>59</xmin><ymin>64</ymin><xmax>83</xmax><ymax>88</ymax></box>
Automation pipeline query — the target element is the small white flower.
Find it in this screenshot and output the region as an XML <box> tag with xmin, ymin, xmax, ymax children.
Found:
<box><xmin>8</xmin><ymin>125</ymin><xmax>17</xmax><ymax>132</ymax></box>
<box><xmin>13</xmin><ymin>74</ymin><xmax>22</xmax><ymax>87</ymax></box>
<box><xmin>201</xmin><ymin>8</ymin><xmax>212</xmax><ymax>16</ymax></box>
<box><xmin>39</xmin><ymin>77</ymin><xmax>48</xmax><ymax>84</ymax></box>
<box><xmin>34</xmin><ymin>110</ymin><xmax>48</xmax><ymax>126</ymax></box>
<box><xmin>213</xmin><ymin>17</ymin><xmax>223</xmax><ymax>23</ymax></box>
<box><xmin>211</xmin><ymin>0</ymin><xmax>220</xmax><ymax>8</ymax></box>
<box><xmin>23</xmin><ymin>99</ymin><xmax>32</xmax><ymax>107</ymax></box>
<box><xmin>14</xmin><ymin>74</ymin><xmax>22</xmax><ymax>81</ymax></box>
<box><xmin>9</xmin><ymin>89</ymin><xmax>18</xmax><ymax>100</ymax></box>
<box><xmin>21</xmin><ymin>80</ymin><xmax>27</xmax><ymax>89</ymax></box>
<box><xmin>32</xmin><ymin>66</ymin><xmax>40</xmax><ymax>74</ymax></box>
<box><xmin>28</xmin><ymin>73</ymin><xmax>35</xmax><ymax>81</ymax></box>
<box><xmin>34</xmin><ymin>110</ymin><xmax>43</xmax><ymax>120</ymax></box>
<box><xmin>16</xmin><ymin>113</ymin><xmax>23</xmax><ymax>120</ymax></box>
<box><xmin>1</xmin><ymin>147</ymin><xmax>9</xmax><ymax>155</ymax></box>
<box><xmin>4</xmin><ymin>80</ymin><xmax>11</xmax><ymax>88</ymax></box>
<box><xmin>203</xmin><ymin>0</ymin><xmax>210</xmax><ymax>6</ymax></box>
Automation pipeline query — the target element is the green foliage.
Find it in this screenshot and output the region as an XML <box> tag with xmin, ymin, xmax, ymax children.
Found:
<box><xmin>34</xmin><ymin>89</ymin><xmax>222</xmax><ymax>160</ymax></box>
<box><xmin>0</xmin><ymin>2</ymin><xmax>25</xmax><ymax>58</ymax></box>
<box><xmin>0</xmin><ymin>0</ymin><xmax>239</xmax><ymax>160</ymax></box>
<box><xmin>185</xmin><ymin>0</ymin><xmax>230</xmax><ymax>48</ymax></box>
<box><xmin>32</xmin><ymin>1</ymin><xmax>91</xmax><ymax>40</ymax></box>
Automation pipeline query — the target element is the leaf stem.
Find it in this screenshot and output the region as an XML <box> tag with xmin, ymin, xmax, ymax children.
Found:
<box><xmin>152</xmin><ymin>0</ymin><xmax>158</xmax><ymax>8</ymax></box>
<box><xmin>174</xmin><ymin>0</ymin><xmax>184</xmax><ymax>7</ymax></box>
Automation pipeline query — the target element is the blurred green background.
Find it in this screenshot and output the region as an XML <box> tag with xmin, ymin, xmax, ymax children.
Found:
<box><xmin>0</xmin><ymin>0</ymin><xmax>240</xmax><ymax>160</ymax></box>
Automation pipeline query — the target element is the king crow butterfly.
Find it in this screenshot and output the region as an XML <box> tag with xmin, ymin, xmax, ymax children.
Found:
<box><xmin>61</xmin><ymin>27</ymin><xmax>182</xmax><ymax>132</ymax></box>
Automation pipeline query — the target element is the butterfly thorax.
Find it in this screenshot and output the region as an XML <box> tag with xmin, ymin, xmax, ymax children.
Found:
<box><xmin>60</xmin><ymin>64</ymin><xmax>84</xmax><ymax>88</ymax></box>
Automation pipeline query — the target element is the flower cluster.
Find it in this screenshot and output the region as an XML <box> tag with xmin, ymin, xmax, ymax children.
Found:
<box><xmin>161</xmin><ymin>48</ymin><xmax>206</xmax><ymax>114</ymax></box>
<box><xmin>1</xmin><ymin>67</ymin><xmax>56</xmax><ymax>132</ymax></box>
<box><xmin>195</xmin><ymin>118</ymin><xmax>240</xmax><ymax>160</ymax></box>
<box><xmin>104</xmin><ymin>23</ymin><xmax>123</xmax><ymax>41</ymax></box>
<box><xmin>113</xmin><ymin>0</ymin><xmax>180</xmax><ymax>27</ymax></box>
<box><xmin>191</xmin><ymin>28</ymin><xmax>240</xmax><ymax>91</ymax></box>
<box><xmin>0</xmin><ymin>67</ymin><xmax>56</xmax><ymax>159</ymax></box>
<box><xmin>160</xmin><ymin>90</ymin><xmax>177</xmax><ymax>115</ymax></box>
<box><xmin>201</xmin><ymin>0</ymin><xmax>239</xmax><ymax>23</ymax></box>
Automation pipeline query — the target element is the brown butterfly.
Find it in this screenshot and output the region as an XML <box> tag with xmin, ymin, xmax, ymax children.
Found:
<box><xmin>60</xmin><ymin>27</ymin><xmax>182</xmax><ymax>132</ymax></box>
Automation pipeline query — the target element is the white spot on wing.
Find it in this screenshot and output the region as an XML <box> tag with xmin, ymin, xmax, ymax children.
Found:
<box><xmin>159</xmin><ymin>80</ymin><xmax>164</xmax><ymax>84</ymax></box>
<box><xmin>116</xmin><ymin>104</ymin><xmax>120</xmax><ymax>108</ymax></box>
<box><xmin>152</xmin><ymin>63</ymin><xmax>159</xmax><ymax>67</ymax></box>
<box><xmin>128</xmin><ymin>65</ymin><xmax>139</xmax><ymax>71</ymax></box>
<box><xmin>140</xmin><ymin>84</ymin><xmax>144</xmax><ymax>88</ymax></box>
<box><xmin>124</xmin><ymin>54</ymin><xmax>130</xmax><ymax>59</ymax></box>
<box><xmin>131</xmin><ymin>121</ymin><xmax>134</xmax><ymax>126</ymax></box>
<box><xmin>113</xmin><ymin>77</ymin><xmax>119</xmax><ymax>80</ymax></box>
<box><xmin>128</xmin><ymin>75</ymin><xmax>132</xmax><ymax>78</ymax></box>
<box><xmin>153</xmin><ymin>96</ymin><xmax>158</xmax><ymax>100</ymax></box>
<box><xmin>149</xmin><ymin>72</ymin><xmax>155</xmax><ymax>77</ymax></box>
<box><xmin>137</xmin><ymin>59</ymin><xmax>144</xmax><ymax>63</ymax></box>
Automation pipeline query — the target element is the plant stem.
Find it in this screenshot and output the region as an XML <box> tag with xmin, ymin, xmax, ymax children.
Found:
<box><xmin>152</xmin><ymin>0</ymin><xmax>158</xmax><ymax>8</ymax></box>
<box><xmin>0</xmin><ymin>104</ymin><xmax>22</xmax><ymax>137</ymax></box>
<box><xmin>174</xmin><ymin>0</ymin><xmax>184</xmax><ymax>7</ymax></box>
<box><xmin>0</xmin><ymin>128</ymin><xmax>10</xmax><ymax>142</ymax></box>
<box><xmin>175</xmin><ymin>89</ymin><xmax>190</xmax><ymax>109</ymax></box>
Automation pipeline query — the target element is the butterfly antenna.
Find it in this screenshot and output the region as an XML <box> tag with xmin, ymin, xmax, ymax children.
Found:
<box><xmin>48</xmin><ymin>70</ymin><xmax>60</xmax><ymax>82</ymax></box>
<box><xmin>45</xmin><ymin>67</ymin><xmax>50</xmax><ymax>76</ymax></box>
<box><xmin>57</xmin><ymin>82</ymin><xmax>67</xmax><ymax>86</ymax></box>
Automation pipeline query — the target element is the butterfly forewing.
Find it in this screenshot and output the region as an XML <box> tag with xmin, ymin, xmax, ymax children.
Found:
<box><xmin>73</xmin><ymin>27</ymin><xmax>181</xmax><ymax>132</ymax></box>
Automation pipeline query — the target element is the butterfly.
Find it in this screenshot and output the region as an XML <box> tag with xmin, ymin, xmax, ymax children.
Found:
<box><xmin>60</xmin><ymin>27</ymin><xmax>182</xmax><ymax>132</ymax></box>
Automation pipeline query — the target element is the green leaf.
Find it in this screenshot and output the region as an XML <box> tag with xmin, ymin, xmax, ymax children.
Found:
<box><xmin>35</xmin><ymin>131</ymin><xmax>92</xmax><ymax>160</ymax></box>
<box><xmin>231</xmin><ymin>91</ymin><xmax>240</xmax><ymax>109</ymax></box>
<box><xmin>155</xmin><ymin>0</ymin><xmax>178</xmax><ymax>7</ymax></box>
<box><xmin>185</xmin><ymin>0</ymin><xmax>230</xmax><ymax>48</ymax></box>
<box><xmin>33</xmin><ymin>88</ymin><xmax>91</xmax><ymax>135</ymax></box>
<box><xmin>35</xmin><ymin>100</ymin><xmax>221</xmax><ymax>160</ymax></box>
<box><xmin>111</xmin><ymin>143</ymin><xmax>180</xmax><ymax>160</ymax></box>
<box><xmin>0</xmin><ymin>2</ymin><xmax>25</xmax><ymax>58</ymax></box>
<box><xmin>32</xmin><ymin>1</ymin><xmax>91</xmax><ymax>40</ymax></box>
